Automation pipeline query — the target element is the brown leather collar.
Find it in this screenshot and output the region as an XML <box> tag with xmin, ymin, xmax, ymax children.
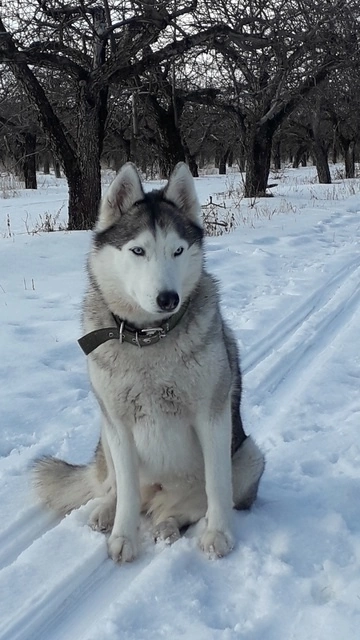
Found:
<box><xmin>78</xmin><ymin>302</ymin><xmax>189</xmax><ymax>355</ymax></box>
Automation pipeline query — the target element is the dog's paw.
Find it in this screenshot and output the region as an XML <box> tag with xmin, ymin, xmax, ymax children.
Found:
<box><xmin>88</xmin><ymin>500</ymin><xmax>115</xmax><ymax>533</ymax></box>
<box><xmin>199</xmin><ymin>529</ymin><xmax>234</xmax><ymax>559</ymax></box>
<box><xmin>153</xmin><ymin>518</ymin><xmax>181</xmax><ymax>545</ymax></box>
<box><xmin>108</xmin><ymin>534</ymin><xmax>138</xmax><ymax>563</ymax></box>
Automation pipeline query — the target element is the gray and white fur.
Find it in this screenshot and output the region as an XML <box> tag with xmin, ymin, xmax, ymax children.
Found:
<box><xmin>33</xmin><ymin>162</ymin><xmax>265</xmax><ymax>562</ymax></box>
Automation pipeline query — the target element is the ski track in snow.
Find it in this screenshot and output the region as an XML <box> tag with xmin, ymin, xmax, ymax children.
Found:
<box><xmin>0</xmin><ymin>508</ymin><xmax>58</xmax><ymax>572</ymax></box>
<box><xmin>245</xmin><ymin>256</ymin><xmax>360</xmax><ymax>401</ymax></box>
<box><xmin>0</xmin><ymin>170</ymin><xmax>359</xmax><ymax>639</ymax></box>
<box><xmin>243</xmin><ymin>253</ymin><xmax>360</xmax><ymax>377</ymax></box>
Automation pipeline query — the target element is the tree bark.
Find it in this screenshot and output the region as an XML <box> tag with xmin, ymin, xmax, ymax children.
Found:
<box><xmin>67</xmin><ymin>83</ymin><xmax>106</xmax><ymax>229</ymax></box>
<box><xmin>183</xmin><ymin>139</ymin><xmax>198</xmax><ymax>176</ymax></box>
<box><xmin>148</xmin><ymin>95</ymin><xmax>188</xmax><ymax>178</ymax></box>
<box><xmin>312</xmin><ymin>142</ymin><xmax>331</xmax><ymax>183</ymax></box>
<box><xmin>244</xmin><ymin>125</ymin><xmax>273</xmax><ymax>197</ymax></box>
<box><xmin>54</xmin><ymin>158</ymin><xmax>61</xmax><ymax>178</ymax></box>
<box><xmin>339</xmin><ymin>137</ymin><xmax>355</xmax><ymax>178</ymax></box>
<box><xmin>311</xmin><ymin>102</ymin><xmax>331</xmax><ymax>184</ymax></box>
<box><xmin>186</xmin><ymin>154</ymin><xmax>199</xmax><ymax>177</ymax></box>
<box><xmin>218</xmin><ymin>148</ymin><xmax>229</xmax><ymax>175</ymax></box>
<box><xmin>331</xmin><ymin>132</ymin><xmax>338</xmax><ymax>164</ymax></box>
<box><xmin>157</xmin><ymin>121</ymin><xmax>186</xmax><ymax>178</ymax></box>
<box><xmin>67</xmin><ymin>165</ymin><xmax>101</xmax><ymax>230</ymax></box>
<box><xmin>43</xmin><ymin>153</ymin><xmax>50</xmax><ymax>174</ymax></box>
<box><xmin>272</xmin><ymin>139</ymin><xmax>281</xmax><ymax>171</ymax></box>
<box><xmin>23</xmin><ymin>132</ymin><xmax>37</xmax><ymax>189</ymax></box>
<box><xmin>237</xmin><ymin>149</ymin><xmax>246</xmax><ymax>173</ymax></box>
<box><xmin>292</xmin><ymin>146</ymin><xmax>307</xmax><ymax>169</ymax></box>
<box><xmin>344</xmin><ymin>141</ymin><xmax>355</xmax><ymax>179</ymax></box>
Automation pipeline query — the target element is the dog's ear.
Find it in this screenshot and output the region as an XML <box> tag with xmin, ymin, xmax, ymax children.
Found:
<box><xmin>96</xmin><ymin>163</ymin><xmax>144</xmax><ymax>231</ymax></box>
<box><xmin>164</xmin><ymin>163</ymin><xmax>202</xmax><ymax>226</ymax></box>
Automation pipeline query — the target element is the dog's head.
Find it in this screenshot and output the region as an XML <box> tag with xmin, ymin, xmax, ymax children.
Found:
<box><xmin>91</xmin><ymin>163</ymin><xmax>204</xmax><ymax>321</ymax></box>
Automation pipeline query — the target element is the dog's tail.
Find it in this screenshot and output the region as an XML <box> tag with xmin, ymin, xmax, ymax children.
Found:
<box><xmin>33</xmin><ymin>457</ymin><xmax>101</xmax><ymax>516</ymax></box>
<box><xmin>232</xmin><ymin>436</ymin><xmax>265</xmax><ymax>510</ymax></box>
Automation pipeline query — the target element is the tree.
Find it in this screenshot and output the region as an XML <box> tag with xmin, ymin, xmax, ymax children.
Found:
<box><xmin>0</xmin><ymin>77</ymin><xmax>39</xmax><ymax>188</ymax></box>
<box><xmin>193</xmin><ymin>0</ymin><xmax>360</xmax><ymax>196</ymax></box>
<box><xmin>0</xmin><ymin>1</ymin><xmax>226</xmax><ymax>228</ymax></box>
<box><xmin>324</xmin><ymin>71</ymin><xmax>360</xmax><ymax>178</ymax></box>
<box><xmin>2</xmin><ymin>1</ymin><xmax>360</xmax><ymax>219</ymax></box>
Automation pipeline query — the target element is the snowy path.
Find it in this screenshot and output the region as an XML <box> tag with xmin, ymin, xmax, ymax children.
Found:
<box><xmin>0</xmin><ymin>171</ymin><xmax>359</xmax><ymax>639</ymax></box>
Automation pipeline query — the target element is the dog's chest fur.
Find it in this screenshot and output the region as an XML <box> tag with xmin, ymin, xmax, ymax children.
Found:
<box><xmin>122</xmin><ymin>380</ymin><xmax>184</xmax><ymax>420</ymax></box>
<box><xmin>91</xmin><ymin>338</ymin><xmax>204</xmax><ymax>420</ymax></box>
<box><xmin>123</xmin><ymin>365</ymin><xmax>199</xmax><ymax>476</ymax></box>
<box><xmin>88</xmin><ymin>332</ymin><xmax>217</xmax><ymax>479</ymax></box>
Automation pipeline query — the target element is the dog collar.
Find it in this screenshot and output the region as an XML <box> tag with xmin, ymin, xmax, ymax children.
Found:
<box><xmin>78</xmin><ymin>302</ymin><xmax>189</xmax><ymax>355</ymax></box>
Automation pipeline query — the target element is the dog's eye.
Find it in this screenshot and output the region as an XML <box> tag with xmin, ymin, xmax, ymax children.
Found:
<box><xmin>174</xmin><ymin>247</ymin><xmax>184</xmax><ymax>257</ymax></box>
<box><xmin>131</xmin><ymin>247</ymin><xmax>145</xmax><ymax>256</ymax></box>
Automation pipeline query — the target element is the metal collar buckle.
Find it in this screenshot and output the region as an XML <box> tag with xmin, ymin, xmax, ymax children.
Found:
<box><xmin>119</xmin><ymin>322</ymin><xmax>168</xmax><ymax>347</ymax></box>
<box><xmin>138</xmin><ymin>326</ymin><xmax>167</xmax><ymax>346</ymax></box>
<box><xmin>141</xmin><ymin>326</ymin><xmax>167</xmax><ymax>337</ymax></box>
<box><xmin>118</xmin><ymin>320</ymin><xmax>125</xmax><ymax>344</ymax></box>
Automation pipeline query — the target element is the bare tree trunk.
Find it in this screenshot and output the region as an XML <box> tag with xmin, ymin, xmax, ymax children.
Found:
<box><xmin>66</xmin><ymin>8</ymin><xmax>108</xmax><ymax>228</ymax></box>
<box><xmin>244</xmin><ymin>125</ymin><xmax>272</xmax><ymax>197</ymax></box>
<box><xmin>312</xmin><ymin>142</ymin><xmax>331</xmax><ymax>183</ymax></box>
<box><xmin>158</xmin><ymin>125</ymin><xmax>186</xmax><ymax>177</ymax></box>
<box><xmin>272</xmin><ymin>138</ymin><xmax>281</xmax><ymax>170</ymax></box>
<box><xmin>218</xmin><ymin>158</ymin><xmax>226</xmax><ymax>174</ymax></box>
<box><xmin>23</xmin><ymin>131</ymin><xmax>37</xmax><ymax>189</ymax></box>
<box><xmin>339</xmin><ymin>137</ymin><xmax>355</xmax><ymax>178</ymax></box>
<box><xmin>148</xmin><ymin>95</ymin><xmax>187</xmax><ymax>178</ymax></box>
<box><xmin>182</xmin><ymin>138</ymin><xmax>198</xmax><ymax>176</ymax></box>
<box><xmin>237</xmin><ymin>149</ymin><xmax>246</xmax><ymax>173</ymax></box>
<box><xmin>66</xmin><ymin>84</ymin><xmax>106</xmax><ymax>229</ymax></box>
<box><xmin>53</xmin><ymin>158</ymin><xmax>61</xmax><ymax>178</ymax></box>
<box><xmin>344</xmin><ymin>141</ymin><xmax>355</xmax><ymax>178</ymax></box>
<box><xmin>331</xmin><ymin>128</ymin><xmax>338</xmax><ymax>164</ymax></box>
<box><xmin>66</xmin><ymin>161</ymin><xmax>100</xmax><ymax>230</ymax></box>
<box><xmin>218</xmin><ymin>148</ymin><xmax>229</xmax><ymax>175</ymax></box>
<box><xmin>186</xmin><ymin>154</ymin><xmax>199</xmax><ymax>177</ymax></box>
<box><xmin>43</xmin><ymin>153</ymin><xmax>50</xmax><ymax>174</ymax></box>
<box><xmin>292</xmin><ymin>152</ymin><xmax>300</xmax><ymax>169</ymax></box>
<box><xmin>198</xmin><ymin>154</ymin><xmax>205</xmax><ymax>169</ymax></box>
<box><xmin>293</xmin><ymin>146</ymin><xmax>308</xmax><ymax>169</ymax></box>
<box><xmin>311</xmin><ymin>102</ymin><xmax>331</xmax><ymax>184</ymax></box>
<box><xmin>67</xmin><ymin>164</ymin><xmax>101</xmax><ymax>230</ymax></box>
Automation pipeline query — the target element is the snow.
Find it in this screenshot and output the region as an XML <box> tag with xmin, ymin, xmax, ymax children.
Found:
<box><xmin>0</xmin><ymin>166</ymin><xmax>359</xmax><ymax>639</ymax></box>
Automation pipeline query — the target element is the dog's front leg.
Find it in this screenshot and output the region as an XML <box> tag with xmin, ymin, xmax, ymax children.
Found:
<box><xmin>103</xmin><ymin>416</ymin><xmax>141</xmax><ymax>563</ymax></box>
<box><xmin>195</xmin><ymin>399</ymin><xmax>234</xmax><ymax>558</ymax></box>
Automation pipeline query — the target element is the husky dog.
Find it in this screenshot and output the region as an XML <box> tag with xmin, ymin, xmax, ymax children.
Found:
<box><xmin>34</xmin><ymin>163</ymin><xmax>265</xmax><ymax>563</ymax></box>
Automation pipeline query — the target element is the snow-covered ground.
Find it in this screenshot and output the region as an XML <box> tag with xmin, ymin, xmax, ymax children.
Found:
<box><xmin>0</xmin><ymin>166</ymin><xmax>359</xmax><ymax>639</ymax></box>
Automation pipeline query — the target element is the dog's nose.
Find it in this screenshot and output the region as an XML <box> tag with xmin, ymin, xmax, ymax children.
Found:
<box><xmin>157</xmin><ymin>291</ymin><xmax>180</xmax><ymax>312</ymax></box>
